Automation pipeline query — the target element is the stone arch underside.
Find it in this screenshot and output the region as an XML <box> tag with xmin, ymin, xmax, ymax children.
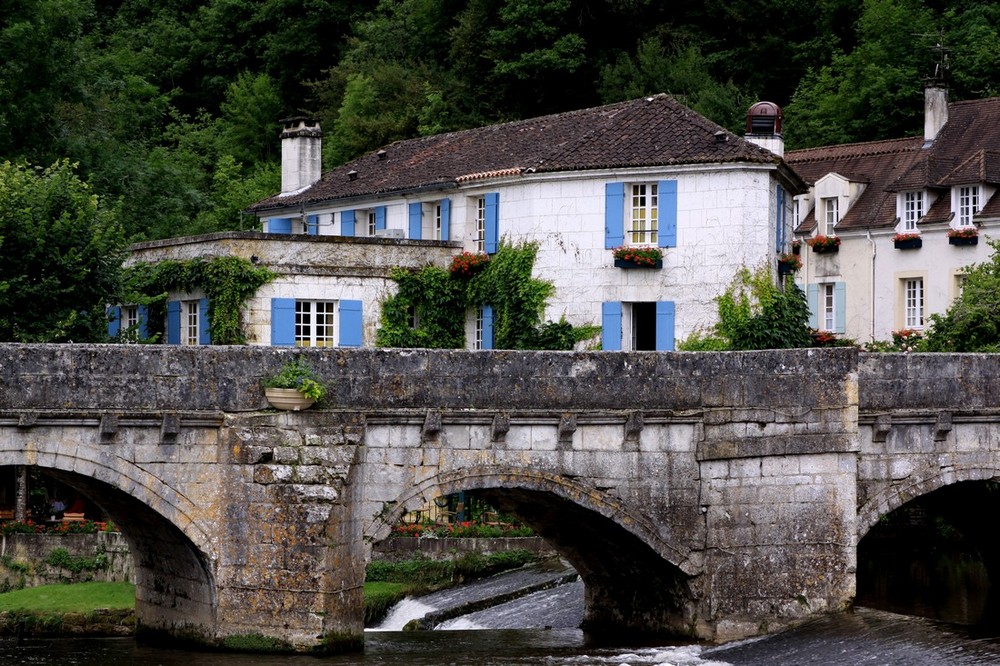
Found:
<box><xmin>367</xmin><ymin>465</ymin><xmax>700</xmax><ymax>638</ymax></box>
<box><xmin>858</xmin><ymin>465</ymin><xmax>1000</xmax><ymax>540</ymax></box>
<box><xmin>0</xmin><ymin>445</ymin><xmax>218</xmax><ymax>641</ymax></box>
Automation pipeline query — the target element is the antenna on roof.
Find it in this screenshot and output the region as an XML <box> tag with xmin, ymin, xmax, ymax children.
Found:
<box><xmin>914</xmin><ymin>32</ymin><xmax>950</xmax><ymax>86</ymax></box>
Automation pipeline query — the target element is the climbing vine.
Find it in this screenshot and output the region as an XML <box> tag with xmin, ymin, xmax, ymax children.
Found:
<box><xmin>377</xmin><ymin>241</ymin><xmax>599</xmax><ymax>350</ymax></box>
<box><xmin>122</xmin><ymin>256</ymin><xmax>274</xmax><ymax>345</ymax></box>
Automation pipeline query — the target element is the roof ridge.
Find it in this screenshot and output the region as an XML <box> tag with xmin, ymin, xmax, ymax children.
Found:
<box><xmin>787</xmin><ymin>136</ymin><xmax>920</xmax><ymax>161</ymax></box>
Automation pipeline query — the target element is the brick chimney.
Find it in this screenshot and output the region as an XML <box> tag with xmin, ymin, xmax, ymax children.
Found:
<box><xmin>280</xmin><ymin>117</ymin><xmax>322</xmax><ymax>194</ymax></box>
<box><xmin>923</xmin><ymin>84</ymin><xmax>948</xmax><ymax>146</ymax></box>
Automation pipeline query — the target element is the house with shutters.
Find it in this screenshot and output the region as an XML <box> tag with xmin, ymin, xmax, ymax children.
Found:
<box><xmin>113</xmin><ymin>95</ymin><xmax>803</xmax><ymax>349</ymax></box>
<box><xmin>786</xmin><ymin>85</ymin><xmax>1000</xmax><ymax>343</ymax></box>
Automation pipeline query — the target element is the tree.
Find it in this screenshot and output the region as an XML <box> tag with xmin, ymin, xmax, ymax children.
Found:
<box><xmin>0</xmin><ymin>160</ymin><xmax>126</xmax><ymax>342</ymax></box>
<box><xmin>924</xmin><ymin>239</ymin><xmax>1000</xmax><ymax>352</ymax></box>
<box><xmin>714</xmin><ymin>265</ymin><xmax>813</xmax><ymax>349</ymax></box>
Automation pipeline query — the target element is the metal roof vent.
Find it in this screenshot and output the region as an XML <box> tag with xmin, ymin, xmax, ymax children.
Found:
<box><xmin>746</xmin><ymin>101</ymin><xmax>783</xmax><ymax>135</ymax></box>
<box><xmin>377</xmin><ymin>150</ymin><xmax>387</xmax><ymax>161</ymax></box>
<box><xmin>347</xmin><ymin>170</ymin><xmax>358</xmax><ymax>181</ymax></box>
<box><xmin>714</xmin><ymin>131</ymin><xmax>728</xmax><ymax>143</ymax></box>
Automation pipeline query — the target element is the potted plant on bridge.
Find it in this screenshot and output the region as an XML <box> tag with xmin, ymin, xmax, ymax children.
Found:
<box><xmin>263</xmin><ymin>357</ymin><xmax>327</xmax><ymax>410</ymax></box>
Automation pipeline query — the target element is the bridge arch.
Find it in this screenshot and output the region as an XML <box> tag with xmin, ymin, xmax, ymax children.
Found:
<box><xmin>858</xmin><ymin>465</ymin><xmax>1000</xmax><ymax>540</ymax></box>
<box><xmin>1</xmin><ymin>440</ymin><xmax>218</xmax><ymax>641</ymax></box>
<box><xmin>366</xmin><ymin>465</ymin><xmax>700</xmax><ymax>637</ymax></box>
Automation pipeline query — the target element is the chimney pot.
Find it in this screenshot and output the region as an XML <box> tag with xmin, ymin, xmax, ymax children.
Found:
<box><xmin>280</xmin><ymin>117</ymin><xmax>322</xmax><ymax>194</ymax></box>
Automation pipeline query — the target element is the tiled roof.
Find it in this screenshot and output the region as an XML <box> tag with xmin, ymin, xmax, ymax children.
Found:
<box><xmin>786</xmin><ymin>96</ymin><xmax>1000</xmax><ymax>231</ymax></box>
<box><xmin>250</xmin><ymin>94</ymin><xmax>796</xmax><ymax>212</ymax></box>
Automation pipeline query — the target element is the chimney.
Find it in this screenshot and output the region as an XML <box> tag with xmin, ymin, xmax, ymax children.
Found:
<box><xmin>924</xmin><ymin>84</ymin><xmax>948</xmax><ymax>146</ymax></box>
<box><xmin>280</xmin><ymin>117</ymin><xmax>322</xmax><ymax>194</ymax></box>
<box><xmin>744</xmin><ymin>101</ymin><xmax>784</xmax><ymax>158</ymax></box>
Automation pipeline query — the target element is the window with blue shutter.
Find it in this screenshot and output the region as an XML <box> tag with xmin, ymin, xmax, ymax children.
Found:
<box><xmin>775</xmin><ymin>185</ymin><xmax>785</xmax><ymax>252</ymax></box>
<box><xmin>107</xmin><ymin>306</ymin><xmax>122</xmax><ymax>338</ymax></box>
<box><xmin>198</xmin><ymin>298</ymin><xmax>211</xmax><ymax>345</ymax></box>
<box><xmin>807</xmin><ymin>284</ymin><xmax>819</xmax><ymax>329</ymax></box>
<box><xmin>658</xmin><ymin>180</ymin><xmax>677</xmax><ymax>248</ymax></box>
<box><xmin>408</xmin><ymin>203</ymin><xmax>422</xmax><ymax>240</ymax></box>
<box><xmin>440</xmin><ymin>198</ymin><xmax>451</xmax><ymax>241</ymax></box>
<box><xmin>375</xmin><ymin>206</ymin><xmax>387</xmax><ymax>232</ymax></box>
<box><xmin>268</xmin><ymin>217</ymin><xmax>292</xmax><ymax>234</ymax></box>
<box><xmin>342</xmin><ymin>210</ymin><xmax>356</xmax><ymax>237</ymax></box>
<box><xmin>340</xmin><ymin>300</ymin><xmax>363</xmax><ymax>347</ymax></box>
<box><xmin>834</xmin><ymin>282</ymin><xmax>847</xmax><ymax>334</ymax></box>
<box><xmin>655</xmin><ymin>301</ymin><xmax>676</xmax><ymax>351</ymax></box>
<box><xmin>605</xmin><ymin>183</ymin><xmax>625</xmax><ymax>249</ymax></box>
<box><xmin>271</xmin><ymin>298</ymin><xmax>296</xmax><ymax>346</ymax></box>
<box><xmin>484</xmin><ymin>193</ymin><xmax>499</xmax><ymax>254</ymax></box>
<box><xmin>306</xmin><ymin>214</ymin><xmax>319</xmax><ymax>235</ymax></box>
<box><xmin>480</xmin><ymin>305</ymin><xmax>494</xmax><ymax>349</ymax></box>
<box><xmin>601</xmin><ymin>302</ymin><xmax>622</xmax><ymax>350</ymax></box>
<box><xmin>166</xmin><ymin>301</ymin><xmax>181</xmax><ymax>345</ymax></box>
<box><xmin>137</xmin><ymin>305</ymin><xmax>149</xmax><ymax>340</ymax></box>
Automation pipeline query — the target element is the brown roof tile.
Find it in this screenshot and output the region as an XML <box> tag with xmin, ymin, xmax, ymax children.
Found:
<box><xmin>250</xmin><ymin>94</ymin><xmax>797</xmax><ymax>212</ymax></box>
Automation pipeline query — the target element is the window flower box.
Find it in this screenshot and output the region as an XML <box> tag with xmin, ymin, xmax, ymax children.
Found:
<box><xmin>450</xmin><ymin>251</ymin><xmax>491</xmax><ymax>277</ymax></box>
<box><xmin>612</xmin><ymin>246</ymin><xmax>663</xmax><ymax>268</ymax></box>
<box><xmin>777</xmin><ymin>252</ymin><xmax>801</xmax><ymax>275</ymax></box>
<box><xmin>893</xmin><ymin>233</ymin><xmax>922</xmax><ymax>250</ymax></box>
<box><xmin>948</xmin><ymin>227</ymin><xmax>979</xmax><ymax>246</ymax></box>
<box><xmin>809</xmin><ymin>235</ymin><xmax>840</xmax><ymax>254</ymax></box>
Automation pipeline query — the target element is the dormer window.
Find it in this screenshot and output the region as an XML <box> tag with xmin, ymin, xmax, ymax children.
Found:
<box><xmin>957</xmin><ymin>185</ymin><xmax>981</xmax><ymax>227</ymax></box>
<box><xmin>901</xmin><ymin>191</ymin><xmax>923</xmax><ymax>231</ymax></box>
<box><xmin>821</xmin><ymin>197</ymin><xmax>839</xmax><ymax>236</ymax></box>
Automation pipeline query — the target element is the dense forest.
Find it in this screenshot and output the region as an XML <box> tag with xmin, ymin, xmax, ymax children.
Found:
<box><xmin>2</xmin><ymin>0</ymin><xmax>1000</xmax><ymax>243</ymax></box>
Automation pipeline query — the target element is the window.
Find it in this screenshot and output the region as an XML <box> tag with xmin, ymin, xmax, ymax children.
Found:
<box><xmin>474</xmin><ymin>306</ymin><xmax>493</xmax><ymax>350</ymax></box>
<box><xmin>123</xmin><ymin>305</ymin><xmax>138</xmax><ymax>332</ymax></box>
<box><xmin>475</xmin><ymin>197</ymin><xmax>486</xmax><ymax>252</ymax></box>
<box><xmin>958</xmin><ymin>185</ymin><xmax>980</xmax><ymax>226</ymax></box>
<box><xmin>822</xmin><ymin>197</ymin><xmax>839</xmax><ymax>236</ymax></box>
<box><xmin>793</xmin><ymin>199</ymin><xmax>800</xmax><ymax>226</ymax></box>
<box><xmin>367</xmin><ymin>210</ymin><xmax>378</xmax><ymax>236</ymax></box>
<box><xmin>631</xmin><ymin>302</ymin><xmax>657</xmax><ymax>351</ymax></box>
<box><xmin>902</xmin><ymin>191</ymin><xmax>923</xmax><ymax>230</ymax></box>
<box><xmin>821</xmin><ymin>284</ymin><xmax>836</xmax><ymax>332</ymax></box>
<box><xmin>601</xmin><ymin>301</ymin><xmax>675</xmax><ymax>351</ymax></box>
<box><xmin>295</xmin><ymin>300</ymin><xmax>337</xmax><ymax>347</ymax></box>
<box><xmin>182</xmin><ymin>300</ymin><xmax>200</xmax><ymax>346</ymax></box>
<box><xmin>434</xmin><ymin>203</ymin><xmax>443</xmax><ymax>241</ymax></box>
<box><xmin>628</xmin><ymin>183</ymin><xmax>659</xmax><ymax>245</ymax></box>
<box><xmin>904</xmin><ymin>278</ymin><xmax>924</xmax><ymax>328</ymax></box>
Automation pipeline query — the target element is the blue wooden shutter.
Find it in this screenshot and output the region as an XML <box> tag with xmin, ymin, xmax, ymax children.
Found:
<box><xmin>166</xmin><ymin>301</ymin><xmax>181</xmax><ymax>345</ymax></box>
<box><xmin>137</xmin><ymin>305</ymin><xmax>149</xmax><ymax>340</ymax></box>
<box><xmin>775</xmin><ymin>185</ymin><xmax>785</xmax><ymax>252</ymax></box>
<box><xmin>605</xmin><ymin>183</ymin><xmax>625</xmax><ymax>249</ymax></box>
<box><xmin>807</xmin><ymin>284</ymin><xmax>819</xmax><ymax>329</ymax></box>
<box><xmin>481</xmin><ymin>305</ymin><xmax>494</xmax><ymax>349</ymax></box>
<box><xmin>107</xmin><ymin>306</ymin><xmax>121</xmax><ymax>338</ymax></box>
<box><xmin>484</xmin><ymin>192</ymin><xmax>499</xmax><ymax>254</ymax></box>
<box><xmin>268</xmin><ymin>217</ymin><xmax>292</xmax><ymax>234</ymax></box>
<box><xmin>441</xmin><ymin>198</ymin><xmax>451</xmax><ymax>241</ymax></box>
<box><xmin>198</xmin><ymin>298</ymin><xmax>211</xmax><ymax>344</ymax></box>
<box><xmin>375</xmin><ymin>206</ymin><xmax>387</xmax><ymax>231</ymax></box>
<box><xmin>340</xmin><ymin>300</ymin><xmax>363</xmax><ymax>347</ymax></box>
<box><xmin>306</xmin><ymin>214</ymin><xmax>319</xmax><ymax>235</ymax></box>
<box><xmin>342</xmin><ymin>210</ymin><xmax>356</xmax><ymax>237</ymax></box>
<box><xmin>602</xmin><ymin>302</ymin><xmax>622</xmax><ymax>350</ymax></box>
<box><xmin>655</xmin><ymin>301</ymin><xmax>676</xmax><ymax>351</ymax></box>
<box><xmin>408</xmin><ymin>202</ymin><xmax>422</xmax><ymax>239</ymax></box>
<box><xmin>834</xmin><ymin>282</ymin><xmax>847</xmax><ymax>334</ymax></box>
<box><xmin>271</xmin><ymin>298</ymin><xmax>296</xmax><ymax>346</ymax></box>
<box><xmin>658</xmin><ymin>180</ymin><xmax>677</xmax><ymax>248</ymax></box>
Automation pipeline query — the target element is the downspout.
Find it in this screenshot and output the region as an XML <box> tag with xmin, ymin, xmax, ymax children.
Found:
<box><xmin>867</xmin><ymin>230</ymin><xmax>877</xmax><ymax>343</ymax></box>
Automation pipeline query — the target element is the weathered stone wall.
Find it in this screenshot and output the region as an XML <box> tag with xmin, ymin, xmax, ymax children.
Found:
<box><xmin>0</xmin><ymin>532</ymin><xmax>133</xmax><ymax>590</ymax></box>
<box><xmin>372</xmin><ymin>536</ymin><xmax>556</xmax><ymax>562</ymax></box>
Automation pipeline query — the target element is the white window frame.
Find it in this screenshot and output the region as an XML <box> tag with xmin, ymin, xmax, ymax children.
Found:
<box><xmin>904</xmin><ymin>278</ymin><xmax>924</xmax><ymax>329</ymax></box>
<box><xmin>295</xmin><ymin>300</ymin><xmax>337</xmax><ymax>347</ymax></box>
<box><xmin>182</xmin><ymin>300</ymin><xmax>199</xmax><ymax>346</ymax></box>
<box><xmin>123</xmin><ymin>305</ymin><xmax>138</xmax><ymax>331</ymax></box>
<box><xmin>366</xmin><ymin>210</ymin><xmax>378</xmax><ymax>236</ymax></box>
<box><xmin>821</xmin><ymin>197</ymin><xmax>839</xmax><ymax>236</ymax></box>
<box><xmin>901</xmin><ymin>191</ymin><xmax>923</xmax><ymax>231</ymax></box>
<box><xmin>474</xmin><ymin>307</ymin><xmax>486</xmax><ymax>349</ymax></box>
<box><xmin>627</xmin><ymin>183</ymin><xmax>659</xmax><ymax>245</ymax></box>
<box><xmin>957</xmin><ymin>185</ymin><xmax>980</xmax><ymax>227</ymax></box>
<box><xmin>821</xmin><ymin>284</ymin><xmax>836</xmax><ymax>332</ymax></box>
<box><xmin>475</xmin><ymin>197</ymin><xmax>486</xmax><ymax>252</ymax></box>
<box><xmin>433</xmin><ymin>202</ymin><xmax>443</xmax><ymax>241</ymax></box>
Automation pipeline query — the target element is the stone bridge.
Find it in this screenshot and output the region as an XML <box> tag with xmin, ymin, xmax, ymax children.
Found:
<box><xmin>1</xmin><ymin>345</ymin><xmax>998</xmax><ymax>652</ymax></box>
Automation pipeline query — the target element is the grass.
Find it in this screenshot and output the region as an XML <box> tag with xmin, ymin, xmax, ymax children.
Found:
<box><xmin>0</xmin><ymin>581</ymin><xmax>135</xmax><ymax>613</ymax></box>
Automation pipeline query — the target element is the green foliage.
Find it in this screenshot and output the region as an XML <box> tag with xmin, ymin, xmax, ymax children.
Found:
<box><xmin>263</xmin><ymin>358</ymin><xmax>328</xmax><ymax>401</ymax></box>
<box><xmin>677</xmin><ymin>330</ymin><xmax>730</xmax><ymax>351</ymax></box>
<box><xmin>923</xmin><ymin>239</ymin><xmax>1000</xmax><ymax>352</ymax></box>
<box><xmin>365</xmin><ymin>550</ymin><xmax>538</xmax><ymax>588</ymax></box>
<box><xmin>0</xmin><ymin>581</ymin><xmax>135</xmax><ymax>613</ymax></box>
<box><xmin>716</xmin><ymin>265</ymin><xmax>813</xmax><ymax>350</ymax></box>
<box><xmin>0</xmin><ymin>159</ymin><xmax>126</xmax><ymax>342</ymax></box>
<box><xmin>377</xmin><ymin>266</ymin><xmax>467</xmax><ymax>348</ymax></box>
<box><xmin>123</xmin><ymin>256</ymin><xmax>274</xmax><ymax>344</ymax></box>
<box><xmin>43</xmin><ymin>547</ymin><xmax>109</xmax><ymax>574</ymax></box>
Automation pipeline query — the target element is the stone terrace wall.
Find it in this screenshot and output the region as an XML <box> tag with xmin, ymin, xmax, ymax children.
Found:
<box><xmin>0</xmin><ymin>532</ymin><xmax>133</xmax><ymax>590</ymax></box>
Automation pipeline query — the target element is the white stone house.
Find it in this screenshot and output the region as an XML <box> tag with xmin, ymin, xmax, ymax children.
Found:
<box><xmin>113</xmin><ymin>95</ymin><xmax>803</xmax><ymax>349</ymax></box>
<box><xmin>242</xmin><ymin>96</ymin><xmax>802</xmax><ymax>350</ymax></box>
<box><xmin>787</xmin><ymin>87</ymin><xmax>1000</xmax><ymax>343</ymax></box>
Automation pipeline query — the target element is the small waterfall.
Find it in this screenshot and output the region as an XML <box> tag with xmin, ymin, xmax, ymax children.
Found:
<box><xmin>369</xmin><ymin>597</ymin><xmax>438</xmax><ymax>631</ymax></box>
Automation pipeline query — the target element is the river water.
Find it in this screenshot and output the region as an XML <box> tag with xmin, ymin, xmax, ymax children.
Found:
<box><xmin>6</xmin><ymin>563</ymin><xmax>1000</xmax><ymax>665</ymax></box>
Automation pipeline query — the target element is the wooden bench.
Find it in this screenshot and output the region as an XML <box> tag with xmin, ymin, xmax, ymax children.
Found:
<box><xmin>62</xmin><ymin>512</ymin><xmax>86</xmax><ymax>523</ymax></box>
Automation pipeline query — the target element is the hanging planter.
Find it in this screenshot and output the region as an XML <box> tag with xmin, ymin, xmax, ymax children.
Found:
<box><xmin>809</xmin><ymin>235</ymin><xmax>841</xmax><ymax>254</ymax></box>
<box><xmin>893</xmin><ymin>233</ymin><xmax>922</xmax><ymax>250</ymax></box>
<box><xmin>611</xmin><ymin>246</ymin><xmax>663</xmax><ymax>268</ymax></box>
<box><xmin>777</xmin><ymin>252</ymin><xmax>802</xmax><ymax>275</ymax></box>
<box><xmin>948</xmin><ymin>228</ymin><xmax>979</xmax><ymax>246</ymax></box>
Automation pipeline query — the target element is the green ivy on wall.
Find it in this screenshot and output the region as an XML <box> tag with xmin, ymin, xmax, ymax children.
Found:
<box><xmin>377</xmin><ymin>241</ymin><xmax>599</xmax><ymax>350</ymax></box>
<box><xmin>123</xmin><ymin>256</ymin><xmax>274</xmax><ymax>345</ymax></box>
